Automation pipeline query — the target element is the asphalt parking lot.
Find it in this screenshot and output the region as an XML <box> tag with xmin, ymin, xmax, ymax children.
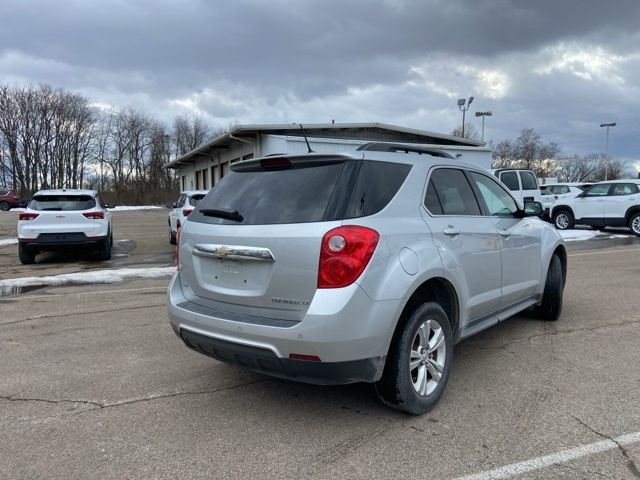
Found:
<box><xmin>1</xmin><ymin>209</ymin><xmax>640</xmax><ymax>479</ymax></box>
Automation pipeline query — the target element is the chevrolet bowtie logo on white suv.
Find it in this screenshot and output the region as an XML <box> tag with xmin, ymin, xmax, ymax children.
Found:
<box><xmin>167</xmin><ymin>143</ymin><xmax>567</xmax><ymax>415</ymax></box>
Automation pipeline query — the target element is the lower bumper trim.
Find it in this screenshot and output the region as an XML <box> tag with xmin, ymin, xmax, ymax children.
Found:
<box><xmin>180</xmin><ymin>328</ymin><xmax>385</xmax><ymax>385</ymax></box>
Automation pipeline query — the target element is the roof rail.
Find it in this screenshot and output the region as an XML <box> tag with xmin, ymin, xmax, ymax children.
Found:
<box><xmin>356</xmin><ymin>142</ymin><xmax>455</xmax><ymax>159</ymax></box>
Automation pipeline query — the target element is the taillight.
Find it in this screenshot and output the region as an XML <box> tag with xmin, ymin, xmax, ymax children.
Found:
<box><xmin>317</xmin><ymin>225</ymin><xmax>379</xmax><ymax>289</ymax></box>
<box><xmin>182</xmin><ymin>209</ymin><xmax>193</xmax><ymax>217</ymax></box>
<box><xmin>83</xmin><ymin>211</ymin><xmax>104</xmax><ymax>219</ymax></box>
<box><xmin>19</xmin><ymin>213</ymin><xmax>39</xmax><ymax>221</ymax></box>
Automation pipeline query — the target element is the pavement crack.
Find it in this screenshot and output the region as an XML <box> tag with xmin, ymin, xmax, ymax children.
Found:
<box><xmin>0</xmin><ymin>303</ymin><xmax>166</xmax><ymax>326</ymax></box>
<box><xmin>572</xmin><ymin>415</ymin><xmax>640</xmax><ymax>479</ymax></box>
<box><xmin>0</xmin><ymin>394</ymin><xmax>102</xmax><ymax>408</ymax></box>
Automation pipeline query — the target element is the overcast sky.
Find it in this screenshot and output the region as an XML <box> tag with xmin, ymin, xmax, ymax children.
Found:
<box><xmin>1</xmin><ymin>0</ymin><xmax>639</xmax><ymax>169</ymax></box>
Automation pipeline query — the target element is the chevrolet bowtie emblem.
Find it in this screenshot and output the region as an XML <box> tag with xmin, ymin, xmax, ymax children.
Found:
<box><xmin>216</xmin><ymin>246</ymin><xmax>230</xmax><ymax>257</ymax></box>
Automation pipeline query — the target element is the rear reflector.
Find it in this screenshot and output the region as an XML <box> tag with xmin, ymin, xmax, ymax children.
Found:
<box><xmin>288</xmin><ymin>353</ymin><xmax>321</xmax><ymax>362</ymax></box>
<box><xmin>19</xmin><ymin>213</ymin><xmax>39</xmax><ymax>221</ymax></box>
<box><xmin>182</xmin><ymin>208</ymin><xmax>193</xmax><ymax>217</ymax></box>
<box><xmin>83</xmin><ymin>211</ymin><xmax>104</xmax><ymax>219</ymax></box>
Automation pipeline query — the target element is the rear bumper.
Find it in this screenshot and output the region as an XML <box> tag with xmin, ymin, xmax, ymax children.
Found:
<box><xmin>20</xmin><ymin>233</ymin><xmax>106</xmax><ymax>250</ymax></box>
<box><xmin>167</xmin><ymin>272</ymin><xmax>402</xmax><ymax>384</ymax></box>
<box><xmin>179</xmin><ymin>328</ymin><xmax>384</xmax><ymax>385</ymax></box>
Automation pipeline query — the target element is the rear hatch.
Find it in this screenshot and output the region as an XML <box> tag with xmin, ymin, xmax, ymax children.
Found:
<box><xmin>24</xmin><ymin>194</ymin><xmax>98</xmax><ymax>238</ymax></box>
<box><xmin>178</xmin><ymin>154</ymin><xmax>411</xmax><ymax>321</ymax></box>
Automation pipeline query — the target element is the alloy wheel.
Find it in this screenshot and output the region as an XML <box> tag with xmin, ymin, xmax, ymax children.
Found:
<box><xmin>555</xmin><ymin>213</ymin><xmax>569</xmax><ymax>230</ymax></box>
<box><xmin>409</xmin><ymin>319</ymin><xmax>446</xmax><ymax>396</ymax></box>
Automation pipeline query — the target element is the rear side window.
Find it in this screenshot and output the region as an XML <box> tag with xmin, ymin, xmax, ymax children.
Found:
<box><xmin>425</xmin><ymin>168</ymin><xmax>481</xmax><ymax>216</ymax></box>
<box><xmin>190</xmin><ymin>160</ymin><xmax>410</xmax><ymax>225</ymax></box>
<box><xmin>520</xmin><ymin>171</ymin><xmax>538</xmax><ymax>190</ymax></box>
<box><xmin>500</xmin><ymin>171</ymin><xmax>519</xmax><ymax>191</ymax></box>
<box><xmin>30</xmin><ymin>195</ymin><xmax>95</xmax><ymax>211</ymax></box>
<box><xmin>612</xmin><ymin>183</ymin><xmax>639</xmax><ymax>196</ymax></box>
<box><xmin>189</xmin><ymin>194</ymin><xmax>206</xmax><ymax>206</ymax></box>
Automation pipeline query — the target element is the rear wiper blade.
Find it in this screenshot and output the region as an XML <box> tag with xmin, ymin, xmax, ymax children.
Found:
<box><xmin>200</xmin><ymin>208</ymin><xmax>244</xmax><ymax>222</ymax></box>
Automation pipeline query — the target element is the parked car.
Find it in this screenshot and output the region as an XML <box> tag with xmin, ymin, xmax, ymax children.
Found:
<box><xmin>17</xmin><ymin>189</ymin><xmax>114</xmax><ymax>264</ymax></box>
<box><xmin>167</xmin><ymin>144</ymin><xmax>566</xmax><ymax>414</ymax></box>
<box><xmin>167</xmin><ymin>190</ymin><xmax>209</xmax><ymax>244</ymax></box>
<box><xmin>540</xmin><ymin>183</ymin><xmax>591</xmax><ymax>218</ymax></box>
<box><xmin>551</xmin><ymin>180</ymin><xmax>640</xmax><ymax>236</ymax></box>
<box><xmin>491</xmin><ymin>169</ymin><xmax>542</xmax><ymax>205</ymax></box>
<box><xmin>0</xmin><ymin>188</ymin><xmax>21</xmax><ymax>211</ymax></box>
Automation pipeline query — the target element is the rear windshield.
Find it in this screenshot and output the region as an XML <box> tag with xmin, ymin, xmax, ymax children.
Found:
<box><xmin>189</xmin><ymin>194</ymin><xmax>206</xmax><ymax>207</ymax></box>
<box><xmin>190</xmin><ymin>159</ymin><xmax>411</xmax><ymax>225</ymax></box>
<box><xmin>30</xmin><ymin>195</ymin><xmax>96</xmax><ymax>211</ymax></box>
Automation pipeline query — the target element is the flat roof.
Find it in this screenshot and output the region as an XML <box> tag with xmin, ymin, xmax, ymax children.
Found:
<box><xmin>165</xmin><ymin>122</ymin><xmax>484</xmax><ymax>168</ymax></box>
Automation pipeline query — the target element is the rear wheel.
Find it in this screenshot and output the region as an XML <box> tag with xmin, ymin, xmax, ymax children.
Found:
<box><xmin>553</xmin><ymin>210</ymin><xmax>574</xmax><ymax>230</ymax></box>
<box><xmin>96</xmin><ymin>234</ymin><xmax>112</xmax><ymax>261</ymax></box>
<box><xmin>375</xmin><ymin>302</ymin><xmax>453</xmax><ymax>415</ymax></box>
<box><xmin>533</xmin><ymin>254</ymin><xmax>564</xmax><ymax>321</ymax></box>
<box><xmin>629</xmin><ymin>213</ymin><xmax>640</xmax><ymax>237</ymax></box>
<box><xmin>169</xmin><ymin>222</ymin><xmax>176</xmax><ymax>245</ymax></box>
<box><xmin>0</xmin><ymin>201</ymin><xmax>9</xmax><ymax>211</ymax></box>
<box><xmin>18</xmin><ymin>243</ymin><xmax>35</xmax><ymax>264</ymax></box>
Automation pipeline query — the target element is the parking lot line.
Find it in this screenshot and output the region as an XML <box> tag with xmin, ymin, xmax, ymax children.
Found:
<box><xmin>454</xmin><ymin>431</ymin><xmax>640</xmax><ymax>480</ymax></box>
<box><xmin>568</xmin><ymin>247</ymin><xmax>640</xmax><ymax>257</ymax></box>
<box><xmin>0</xmin><ymin>285</ymin><xmax>166</xmax><ymax>301</ymax></box>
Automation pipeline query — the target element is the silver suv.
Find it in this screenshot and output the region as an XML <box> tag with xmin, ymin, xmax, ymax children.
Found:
<box><xmin>167</xmin><ymin>143</ymin><xmax>566</xmax><ymax>414</ymax></box>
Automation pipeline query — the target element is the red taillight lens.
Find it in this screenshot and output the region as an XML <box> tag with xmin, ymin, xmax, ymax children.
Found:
<box><xmin>317</xmin><ymin>226</ymin><xmax>379</xmax><ymax>289</ymax></box>
<box><xmin>19</xmin><ymin>213</ymin><xmax>39</xmax><ymax>221</ymax></box>
<box><xmin>182</xmin><ymin>208</ymin><xmax>193</xmax><ymax>217</ymax></box>
<box><xmin>82</xmin><ymin>211</ymin><xmax>104</xmax><ymax>219</ymax></box>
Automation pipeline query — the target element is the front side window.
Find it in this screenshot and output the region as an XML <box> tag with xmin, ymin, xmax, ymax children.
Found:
<box><xmin>425</xmin><ymin>168</ymin><xmax>481</xmax><ymax>216</ymax></box>
<box><xmin>612</xmin><ymin>183</ymin><xmax>639</xmax><ymax>196</ymax></box>
<box><xmin>29</xmin><ymin>195</ymin><xmax>96</xmax><ymax>211</ymax></box>
<box><xmin>519</xmin><ymin>171</ymin><xmax>538</xmax><ymax>190</ymax></box>
<box><xmin>584</xmin><ymin>184</ymin><xmax>611</xmax><ymax>197</ymax></box>
<box><xmin>499</xmin><ymin>171</ymin><xmax>520</xmax><ymax>191</ymax></box>
<box><xmin>469</xmin><ymin>172</ymin><xmax>518</xmax><ymax>217</ymax></box>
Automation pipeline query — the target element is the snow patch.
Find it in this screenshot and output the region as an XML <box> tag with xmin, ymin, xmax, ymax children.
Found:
<box><xmin>0</xmin><ymin>238</ymin><xmax>18</xmax><ymax>247</ymax></box>
<box><xmin>0</xmin><ymin>266</ymin><xmax>176</xmax><ymax>288</ymax></box>
<box><xmin>558</xmin><ymin>230</ymin><xmax>602</xmax><ymax>241</ymax></box>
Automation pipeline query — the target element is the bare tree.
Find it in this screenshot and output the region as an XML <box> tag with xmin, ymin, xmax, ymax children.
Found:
<box><xmin>451</xmin><ymin>123</ymin><xmax>480</xmax><ymax>141</ymax></box>
<box><xmin>555</xmin><ymin>154</ymin><xmax>602</xmax><ymax>182</ymax></box>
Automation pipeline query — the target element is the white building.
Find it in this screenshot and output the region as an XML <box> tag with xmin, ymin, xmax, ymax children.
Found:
<box><xmin>165</xmin><ymin>123</ymin><xmax>490</xmax><ymax>190</ymax></box>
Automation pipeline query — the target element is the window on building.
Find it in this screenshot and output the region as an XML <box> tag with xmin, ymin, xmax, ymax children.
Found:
<box><xmin>201</xmin><ymin>169</ymin><xmax>208</xmax><ymax>190</ymax></box>
<box><xmin>181</xmin><ymin>176</ymin><xmax>186</xmax><ymax>191</ymax></box>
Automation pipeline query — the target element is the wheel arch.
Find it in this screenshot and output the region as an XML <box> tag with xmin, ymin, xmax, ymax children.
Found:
<box><xmin>625</xmin><ymin>206</ymin><xmax>640</xmax><ymax>223</ymax></box>
<box><xmin>553</xmin><ymin>244</ymin><xmax>568</xmax><ymax>285</ymax></box>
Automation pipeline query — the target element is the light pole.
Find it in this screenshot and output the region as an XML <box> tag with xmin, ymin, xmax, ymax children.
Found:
<box><xmin>600</xmin><ymin>122</ymin><xmax>616</xmax><ymax>180</ymax></box>
<box><xmin>457</xmin><ymin>97</ymin><xmax>474</xmax><ymax>137</ymax></box>
<box><xmin>475</xmin><ymin>111</ymin><xmax>492</xmax><ymax>142</ymax></box>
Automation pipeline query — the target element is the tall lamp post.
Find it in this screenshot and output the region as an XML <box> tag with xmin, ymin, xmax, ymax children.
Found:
<box><xmin>457</xmin><ymin>97</ymin><xmax>474</xmax><ymax>137</ymax></box>
<box><xmin>600</xmin><ymin>122</ymin><xmax>616</xmax><ymax>180</ymax></box>
<box><xmin>475</xmin><ymin>111</ymin><xmax>492</xmax><ymax>142</ymax></box>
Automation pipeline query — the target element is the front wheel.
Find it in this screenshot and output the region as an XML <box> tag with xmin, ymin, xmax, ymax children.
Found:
<box><xmin>375</xmin><ymin>302</ymin><xmax>453</xmax><ymax>415</ymax></box>
<box><xmin>629</xmin><ymin>213</ymin><xmax>640</xmax><ymax>237</ymax></box>
<box><xmin>553</xmin><ymin>210</ymin><xmax>574</xmax><ymax>230</ymax></box>
<box><xmin>533</xmin><ymin>254</ymin><xmax>564</xmax><ymax>321</ymax></box>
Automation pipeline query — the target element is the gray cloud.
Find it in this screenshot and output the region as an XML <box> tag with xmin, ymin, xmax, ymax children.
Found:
<box><xmin>0</xmin><ymin>0</ymin><xmax>639</xmax><ymax>166</ymax></box>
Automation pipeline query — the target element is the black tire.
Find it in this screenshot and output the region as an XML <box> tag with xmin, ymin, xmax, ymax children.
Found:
<box><xmin>169</xmin><ymin>222</ymin><xmax>176</xmax><ymax>245</ymax></box>
<box><xmin>533</xmin><ymin>255</ymin><xmax>564</xmax><ymax>321</ymax></box>
<box><xmin>553</xmin><ymin>209</ymin><xmax>574</xmax><ymax>230</ymax></box>
<box><xmin>0</xmin><ymin>201</ymin><xmax>9</xmax><ymax>211</ymax></box>
<box><xmin>110</xmin><ymin>230</ymin><xmax>114</xmax><ymax>247</ymax></box>
<box><xmin>629</xmin><ymin>213</ymin><xmax>640</xmax><ymax>237</ymax></box>
<box><xmin>18</xmin><ymin>243</ymin><xmax>35</xmax><ymax>264</ymax></box>
<box><xmin>96</xmin><ymin>234</ymin><xmax>112</xmax><ymax>261</ymax></box>
<box><xmin>375</xmin><ymin>302</ymin><xmax>453</xmax><ymax>415</ymax></box>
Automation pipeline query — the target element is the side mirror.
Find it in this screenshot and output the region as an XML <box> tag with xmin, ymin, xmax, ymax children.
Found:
<box><xmin>523</xmin><ymin>201</ymin><xmax>543</xmax><ymax>217</ymax></box>
<box><xmin>577</xmin><ymin>192</ymin><xmax>585</xmax><ymax>198</ymax></box>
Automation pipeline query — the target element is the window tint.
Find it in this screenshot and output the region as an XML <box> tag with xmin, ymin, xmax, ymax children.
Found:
<box><xmin>424</xmin><ymin>179</ymin><xmax>443</xmax><ymax>215</ymax></box>
<box><xmin>520</xmin><ymin>171</ymin><xmax>538</xmax><ymax>190</ymax></box>
<box><xmin>342</xmin><ymin>161</ymin><xmax>411</xmax><ymax>219</ymax></box>
<box><xmin>469</xmin><ymin>172</ymin><xmax>518</xmax><ymax>217</ymax></box>
<box><xmin>191</xmin><ymin>160</ymin><xmax>410</xmax><ymax>225</ymax></box>
<box><xmin>612</xmin><ymin>183</ymin><xmax>639</xmax><ymax>196</ymax></box>
<box><xmin>30</xmin><ymin>195</ymin><xmax>95</xmax><ymax>211</ymax></box>
<box><xmin>584</xmin><ymin>184</ymin><xmax>611</xmax><ymax>197</ymax></box>
<box><xmin>176</xmin><ymin>194</ymin><xmax>186</xmax><ymax>207</ymax></box>
<box><xmin>427</xmin><ymin>169</ymin><xmax>481</xmax><ymax>216</ymax></box>
<box><xmin>188</xmin><ymin>194</ymin><xmax>206</xmax><ymax>207</ymax></box>
<box><xmin>500</xmin><ymin>171</ymin><xmax>519</xmax><ymax>191</ymax></box>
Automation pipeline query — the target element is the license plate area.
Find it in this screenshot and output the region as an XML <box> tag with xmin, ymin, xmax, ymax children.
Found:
<box><xmin>197</xmin><ymin>257</ymin><xmax>271</xmax><ymax>294</ymax></box>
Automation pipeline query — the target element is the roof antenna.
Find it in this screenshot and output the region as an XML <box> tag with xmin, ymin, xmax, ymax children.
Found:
<box><xmin>299</xmin><ymin>124</ymin><xmax>314</xmax><ymax>153</ymax></box>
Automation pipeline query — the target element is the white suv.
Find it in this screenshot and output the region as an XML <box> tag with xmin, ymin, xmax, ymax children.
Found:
<box><xmin>17</xmin><ymin>189</ymin><xmax>113</xmax><ymax>264</ymax></box>
<box><xmin>167</xmin><ymin>190</ymin><xmax>208</xmax><ymax>244</ymax></box>
<box><xmin>550</xmin><ymin>180</ymin><xmax>640</xmax><ymax>236</ymax></box>
<box><xmin>540</xmin><ymin>183</ymin><xmax>590</xmax><ymax>218</ymax></box>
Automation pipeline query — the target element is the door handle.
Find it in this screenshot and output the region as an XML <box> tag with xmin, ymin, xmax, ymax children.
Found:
<box><xmin>443</xmin><ymin>227</ymin><xmax>460</xmax><ymax>236</ymax></box>
<box><xmin>498</xmin><ymin>229</ymin><xmax>512</xmax><ymax>238</ymax></box>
